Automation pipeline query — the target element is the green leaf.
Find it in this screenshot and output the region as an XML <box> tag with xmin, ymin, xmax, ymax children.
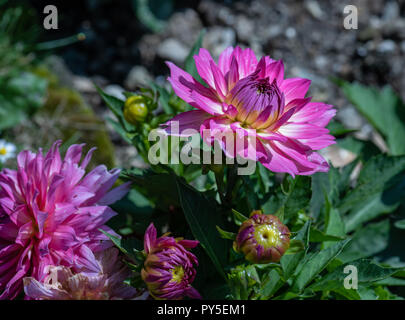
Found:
<box><xmin>176</xmin><ymin>177</ymin><xmax>228</xmax><ymax>280</ymax></box>
<box><xmin>309</xmin><ymin>228</ymin><xmax>345</xmax><ymax>243</ymax></box>
<box><xmin>261</xmin><ymin>269</ymin><xmax>284</xmax><ymax>299</ymax></box>
<box><xmin>281</xmin><ymin>221</ymin><xmax>311</xmax><ymax>280</ymax></box>
<box><xmin>96</xmin><ymin>84</ymin><xmax>131</xmax><ymax>132</ymax></box>
<box><xmin>339</xmin><ymin>155</ymin><xmax>405</xmax><ymax>232</ymax></box>
<box><xmin>100</xmin><ymin>230</ymin><xmax>143</xmax><ymax>263</ymax></box>
<box><xmin>338</xmin><ymin>81</ymin><xmax>405</xmax><ymax>155</ymax></box>
<box><xmin>216</xmin><ymin>225</ymin><xmax>236</xmax><ymax>240</ymax></box>
<box><xmin>291</xmin><ymin>239</ymin><xmax>350</xmax><ymax>293</ymax></box>
<box><xmin>394</xmin><ymin>219</ymin><xmax>405</xmax><ymax>229</ymax></box>
<box><xmin>0</xmin><ymin>72</ymin><xmax>47</xmax><ymax>130</ymax></box>
<box><xmin>325</xmin><ymin>201</ymin><xmax>345</xmax><ymax>238</ymax></box>
<box><xmin>149</xmin><ymin>81</ymin><xmax>172</xmax><ymax>114</ymax></box>
<box><xmin>121</xmin><ymin>169</ymin><xmax>181</xmax><ymax>209</ymax></box>
<box><xmin>263</xmin><ymin>176</ymin><xmax>311</xmax><ymax>222</ymax></box>
<box><xmin>327</xmin><ymin>121</ymin><xmax>357</xmax><ymax>137</ymax></box>
<box><xmin>310</xmin><ymin>163</ymin><xmax>357</xmax><ymax>219</ymax></box>
<box><xmin>323</xmin><ymin>194</ymin><xmax>346</xmax><ymax>248</ymax></box>
<box><xmin>284</xmin><ymin>239</ymin><xmax>305</xmax><ymax>255</ymax></box>
<box><xmin>310</xmin><ymin>259</ymin><xmax>402</xmax><ymax>292</ymax></box>
<box><xmin>228</xmin><ymin>265</ymin><xmax>260</xmax><ymax>300</ymax></box>
<box><xmin>231</xmin><ymin>208</ymin><xmax>249</xmax><ymax>226</ymax></box>
<box><xmin>184</xmin><ymin>29</ymin><xmax>206</xmax><ymax>84</ymax></box>
<box><xmin>337</xmin><ymin>219</ymin><xmax>389</xmax><ymax>263</ymax></box>
<box><xmin>374</xmin><ymin>277</ymin><xmax>405</xmax><ymax>286</ymax></box>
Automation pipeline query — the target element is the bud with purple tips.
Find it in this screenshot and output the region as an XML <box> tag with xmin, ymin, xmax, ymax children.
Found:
<box><xmin>233</xmin><ymin>211</ymin><xmax>290</xmax><ymax>263</ymax></box>
<box><xmin>141</xmin><ymin>223</ymin><xmax>201</xmax><ymax>300</ymax></box>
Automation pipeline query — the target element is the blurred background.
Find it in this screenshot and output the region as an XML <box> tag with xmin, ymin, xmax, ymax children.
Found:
<box><xmin>1</xmin><ymin>0</ymin><xmax>405</xmax><ymax>169</ymax></box>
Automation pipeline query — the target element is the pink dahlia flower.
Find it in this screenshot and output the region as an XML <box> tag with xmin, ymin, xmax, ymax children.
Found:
<box><xmin>0</xmin><ymin>141</ymin><xmax>130</xmax><ymax>299</ymax></box>
<box><xmin>141</xmin><ymin>223</ymin><xmax>201</xmax><ymax>300</ymax></box>
<box><xmin>163</xmin><ymin>46</ymin><xmax>336</xmax><ymax>176</ymax></box>
<box><xmin>23</xmin><ymin>248</ymin><xmax>140</xmax><ymax>300</ymax></box>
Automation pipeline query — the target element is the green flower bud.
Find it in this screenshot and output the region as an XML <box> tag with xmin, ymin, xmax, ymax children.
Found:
<box><xmin>124</xmin><ymin>95</ymin><xmax>148</xmax><ymax>124</ymax></box>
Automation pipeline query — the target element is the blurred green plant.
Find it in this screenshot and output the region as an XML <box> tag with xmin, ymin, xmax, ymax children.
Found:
<box><xmin>0</xmin><ymin>2</ymin><xmax>48</xmax><ymax>131</ymax></box>
<box><xmin>132</xmin><ymin>0</ymin><xmax>174</xmax><ymax>33</ymax></box>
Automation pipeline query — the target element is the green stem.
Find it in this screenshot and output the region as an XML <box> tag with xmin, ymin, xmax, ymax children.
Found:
<box><xmin>225</xmin><ymin>163</ymin><xmax>240</xmax><ymax>204</ymax></box>
<box><xmin>214</xmin><ymin>170</ymin><xmax>226</xmax><ymax>205</ymax></box>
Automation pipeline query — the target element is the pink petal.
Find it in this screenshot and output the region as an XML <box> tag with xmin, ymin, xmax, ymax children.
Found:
<box><xmin>233</xmin><ymin>46</ymin><xmax>258</xmax><ymax>78</ymax></box>
<box><xmin>279</xmin><ymin>78</ymin><xmax>311</xmax><ymax>104</ymax></box>
<box><xmin>260</xmin><ymin>141</ymin><xmax>298</xmax><ymax>177</ymax></box>
<box><xmin>278</xmin><ymin>123</ymin><xmax>330</xmax><ymax>139</ymax></box>
<box><xmin>166</xmin><ymin>62</ymin><xmax>222</xmax><ymax>114</ymax></box>
<box><xmin>194</xmin><ymin>48</ymin><xmax>216</xmax><ymax>88</ymax></box>
<box><xmin>266</xmin><ymin>60</ymin><xmax>284</xmax><ymax>86</ymax></box>
<box><xmin>162</xmin><ymin>110</ymin><xmax>212</xmax><ymax>137</ymax></box>
<box><xmin>218</xmin><ymin>46</ymin><xmax>234</xmax><ymax>75</ymax></box>
<box><xmin>290</xmin><ymin>102</ymin><xmax>336</xmax><ymax>127</ymax></box>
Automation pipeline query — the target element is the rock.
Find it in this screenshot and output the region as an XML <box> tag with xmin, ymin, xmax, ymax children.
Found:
<box><xmin>285</xmin><ymin>27</ymin><xmax>297</xmax><ymax>39</ymax></box>
<box><xmin>104</xmin><ymin>84</ymin><xmax>126</xmax><ymax>100</ymax></box>
<box><xmin>125</xmin><ymin>65</ymin><xmax>153</xmax><ymax>90</ymax></box>
<box><xmin>73</xmin><ymin>76</ymin><xmax>96</xmax><ymax>93</ymax></box>
<box><xmin>235</xmin><ymin>15</ymin><xmax>255</xmax><ymax>42</ymax></box>
<box><xmin>166</xmin><ymin>9</ymin><xmax>203</xmax><ymax>46</ymax></box>
<box><xmin>203</xmin><ymin>27</ymin><xmax>236</xmax><ymax>59</ymax></box>
<box><xmin>336</xmin><ymin>106</ymin><xmax>364</xmax><ymax>129</ymax></box>
<box><xmin>377</xmin><ymin>40</ymin><xmax>396</xmax><ymax>53</ymax></box>
<box><xmin>217</xmin><ymin>6</ymin><xmax>236</xmax><ymax>26</ymax></box>
<box><xmin>382</xmin><ymin>1</ymin><xmax>399</xmax><ymax>21</ymax></box>
<box><xmin>157</xmin><ymin>38</ymin><xmax>190</xmax><ymax>64</ymax></box>
<box><xmin>138</xmin><ymin>34</ymin><xmax>161</xmax><ymax>65</ymax></box>
<box><xmin>305</xmin><ymin>0</ymin><xmax>324</xmax><ymax>20</ymax></box>
<box><xmin>320</xmin><ymin>145</ymin><xmax>357</xmax><ymax>168</ymax></box>
<box><xmin>314</xmin><ymin>55</ymin><xmax>328</xmax><ymax>70</ymax></box>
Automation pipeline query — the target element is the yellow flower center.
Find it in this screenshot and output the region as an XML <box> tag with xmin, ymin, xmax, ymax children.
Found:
<box><xmin>170</xmin><ymin>265</ymin><xmax>185</xmax><ymax>283</ymax></box>
<box><xmin>254</xmin><ymin>224</ymin><xmax>280</xmax><ymax>249</ymax></box>
<box><xmin>0</xmin><ymin>147</ymin><xmax>7</xmax><ymax>155</ymax></box>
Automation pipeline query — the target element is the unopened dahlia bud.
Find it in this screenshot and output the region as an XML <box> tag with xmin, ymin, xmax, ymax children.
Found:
<box><xmin>141</xmin><ymin>223</ymin><xmax>201</xmax><ymax>300</ymax></box>
<box><xmin>124</xmin><ymin>95</ymin><xmax>148</xmax><ymax>124</ymax></box>
<box><xmin>233</xmin><ymin>211</ymin><xmax>290</xmax><ymax>263</ymax></box>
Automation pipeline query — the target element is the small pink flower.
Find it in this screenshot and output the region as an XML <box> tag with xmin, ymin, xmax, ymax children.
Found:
<box><xmin>163</xmin><ymin>46</ymin><xmax>336</xmax><ymax>176</ymax></box>
<box><xmin>0</xmin><ymin>141</ymin><xmax>130</xmax><ymax>299</ymax></box>
<box><xmin>141</xmin><ymin>223</ymin><xmax>201</xmax><ymax>300</ymax></box>
<box><xmin>23</xmin><ymin>248</ymin><xmax>141</xmax><ymax>300</ymax></box>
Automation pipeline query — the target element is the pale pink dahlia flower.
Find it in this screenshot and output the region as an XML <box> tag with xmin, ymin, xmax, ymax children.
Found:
<box><xmin>163</xmin><ymin>47</ymin><xmax>336</xmax><ymax>176</ymax></box>
<box><xmin>0</xmin><ymin>141</ymin><xmax>130</xmax><ymax>299</ymax></box>
<box><xmin>23</xmin><ymin>248</ymin><xmax>140</xmax><ymax>300</ymax></box>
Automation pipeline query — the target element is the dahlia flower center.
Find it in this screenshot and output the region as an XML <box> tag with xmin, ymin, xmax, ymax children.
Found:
<box><xmin>254</xmin><ymin>224</ymin><xmax>280</xmax><ymax>249</ymax></box>
<box><xmin>0</xmin><ymin>147</ymin><xmax>7</xmax><ymax>155</ymax></box>
<box><xmin>226</xmin><ymin>75</ymin><xmax>283</xmax><ymax>129</ymax></box>
<box><xmin>170</xmin><ymin>265</ymin><xmax>185</xmax><ymax>283</ymax></box>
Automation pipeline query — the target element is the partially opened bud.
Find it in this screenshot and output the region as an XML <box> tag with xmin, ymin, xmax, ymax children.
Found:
<box><xmin>124</xmin><ymin>95</ymin><xmax>148</xmax><ymax>124</ymax></box>
<box><xmin>141</xmin><ymin>223</ymin><xmax>201</xmax><ymax>300</ymax></box>
<box><xmin>233</xmin><ymin>211</ymin><xmax>290</xmax><ymax>263</ymax></box>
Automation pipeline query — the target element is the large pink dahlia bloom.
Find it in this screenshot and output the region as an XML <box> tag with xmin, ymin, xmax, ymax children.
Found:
<box><xmin>163</xmin><ymin>47</ymin><xmax>336</xmax><ymax>176</ymax></box>
<box><xmin>0</xmin><ymin>141</ymin><xmax>130</xmax><ymax>299</ymax></box>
